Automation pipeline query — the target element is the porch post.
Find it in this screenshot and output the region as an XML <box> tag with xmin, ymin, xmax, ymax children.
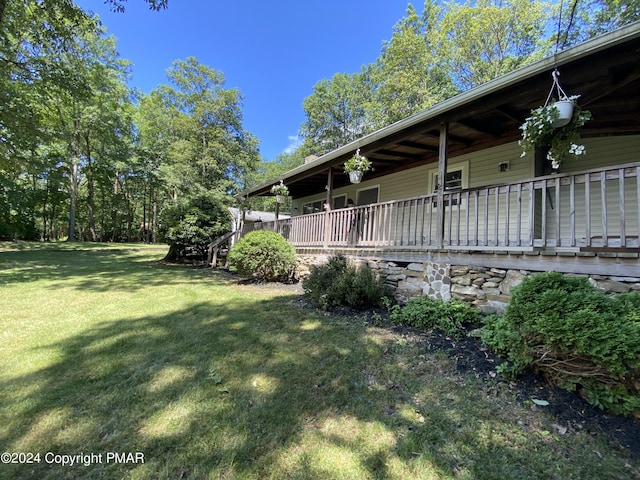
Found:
<box><xmin>436</xmin><ymin>122</ymin><xmax>449</xmax><ymax>249</ymax></box>
<box><xmin>326</xmin><ymin>166</ymin><xmax>334</xmax><ymax>209</ymax></box>
<box><xmin>323</xmin><ymin>167</ymin><xmax>334</xmax><ymax>248</ymax></box>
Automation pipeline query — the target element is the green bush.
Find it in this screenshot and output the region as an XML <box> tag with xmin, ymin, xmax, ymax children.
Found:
<box><xmin>390</xmin><ymin>296</ymin><xmax>480</xmax><ymax>339</ymax></box>
<box><xmin>227</xmin><ymin>230</ymin><xmax>297</xmax><ymax>282</ymax></box>
<box><xmin>302</xmin><ymin>254</ymin><xmax>393</xmax><ymax>310</ymax></box>
<box><xmin>480</xmin><ymin>271</ymin><xmax>640</xmax><ymax>416</ymax></box>
<box><xmin>160</xmin><ymin>193</ymin><xmax>231</xmax><ymax>262</ymax></box>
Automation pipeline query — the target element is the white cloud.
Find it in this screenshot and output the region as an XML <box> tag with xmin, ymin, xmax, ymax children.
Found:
<box><xmin>283</xmin><ymin>135</ymin><xmax>303</xmax><ymax>155</ymax></box>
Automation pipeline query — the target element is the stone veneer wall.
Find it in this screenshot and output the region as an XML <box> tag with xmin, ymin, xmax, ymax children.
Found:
<box><xmin>296</xmin><ymin>254</ymin><xmax>640</xmax><ymax>313</ymax></box>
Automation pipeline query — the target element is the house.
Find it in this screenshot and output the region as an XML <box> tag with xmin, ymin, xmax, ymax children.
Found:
<box><xmin>241</xmin><ymin>23</ymin><xmax>640</xmax><ymax>310</ymax></box>
<box><xmin>228</xmin><ymin>207</ymin><xmax>290</xmax><ymax>240</ymax></box>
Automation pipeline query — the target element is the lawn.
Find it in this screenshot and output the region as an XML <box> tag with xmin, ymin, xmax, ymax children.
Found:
<box><xmin>0</xmin><ymin>242</ymin><xmax>637</xmax><ymax>479</ymax></box>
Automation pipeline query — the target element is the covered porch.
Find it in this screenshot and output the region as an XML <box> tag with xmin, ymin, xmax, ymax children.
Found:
<box><xmin>244</xmin><ymin>162</ymin><xmax>640</xmax><ymax>253</ymax></box>
<box><xmin>239</xmin><ymin>24</ymin><xmax>640</xmax><ymax>282</ymax></box>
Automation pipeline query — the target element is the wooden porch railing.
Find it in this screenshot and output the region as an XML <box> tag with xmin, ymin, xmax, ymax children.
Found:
<box><xmin>243</xmin><ymin>163</ymin><xmax>640</xmax><ymax>252</ymax></box>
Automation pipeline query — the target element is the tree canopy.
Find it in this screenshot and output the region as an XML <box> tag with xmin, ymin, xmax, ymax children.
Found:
<box><xmin>298</xmin><ymin>0</ymin><xmax>638</xmax><ymax>155</ymax></box>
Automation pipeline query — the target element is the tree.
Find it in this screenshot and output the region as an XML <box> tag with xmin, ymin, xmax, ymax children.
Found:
<box><xmin>151</xmin><ymin>57</ymin><xmax>260</xmax><ymax>199</ymax></box>
<box><xmin>105</xmin><ymin>0</ymin><xmax>169</xmax><ymax>13</ymax></box>
<box><xmin>0</xmin><ymin>0</ymin><xmax>168</xmax><ymax>29</ymax></box>
<box><xmin>371</xmin><ymin>1</ymin><xmax>458</xmax><ymax>126</ymax></box>
<box><xmin>300</xmin><ymin>71</ymin><xmax>373</xmax><ymax>153</ymax></box>
<box><xmin>437</xmin><ymin>0</ymin><xmax>550</xmax><ymax>90</ymax></box>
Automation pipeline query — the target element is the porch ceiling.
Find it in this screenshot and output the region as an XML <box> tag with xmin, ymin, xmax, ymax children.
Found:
<box><xmin>247</xmin><ymin>23</ymin><xmax>640</xmax><ymax>199</ymax></box>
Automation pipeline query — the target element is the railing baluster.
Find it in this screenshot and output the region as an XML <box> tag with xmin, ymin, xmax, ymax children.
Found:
<box><xmin>474</xmin><ymin>190</ymin><xmax>479</xmax><ymax>246</ymax></box>
<box><xmin>464</xmin><ymin>190</ymin><xmax>470</xmax><ymax>246</ymax></box>
<box><xmin>555</xmin><ymin>176</ymin><xmax>561</xmax><ymax>247</ymax></box>
<box><xmin>419</xmin><ymin>197</ymin><xmax>426</xmax><ymax>246</ymax></box>
<box><xmin>447</xmin><ymin>193</ymin><xmax>453</xmax><ymax>246</ymax></box>
<box><xmin>585</xmin><ymin>174</ymin><xmax>591</xmax><ymax>246</ymax></box>
<box><xmin>516</xmin><ymin>183</ymin><xmax>522</xmax><ymax>246</ymax></box>
<box><xmin>494</xmin><ymin>186</ymin><xmax>500</xmax><ymax>246</ymax></box>
<box><xmin>619</xmin><ymin>168</ymin><xmax>626</xmax><ymax>247</ymax></box>
<box><xmin>504</xmin><ymin>185</ymin><xmax>510</xmax><ymax>246</ymax></box>
<box><xmin>483</xmin><ymin>188</ymin><xmax>489</xmax><ymax>246</ymax></box>
<box><xmin>601</xmin><ymin>171</ymin><xmax>608</xmax><ymax>247</ymax></box>
<box><xmin>541</xmin><ymin>180</ymin><xmax>547</xmax><ymax>247</ymax></box>
<box><xmin>569</xmin><ymin>176</ymin><xmax>576</xmax><ymax>247</ymax></box>
<box><xmin>528</xmin><ymin>181</ymin><xmax>535</xmax><ymax>247</ymax></box>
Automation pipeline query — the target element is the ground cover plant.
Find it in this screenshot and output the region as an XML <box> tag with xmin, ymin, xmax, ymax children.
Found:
<box><xmin>390</xmin><ymin>296</ymin><xmax>480</xmax><ymax>339</ymax></box>
<box><xmin>0</xmin><ymin>242</ymin><xmax>638</xmax><ymax>479</ymax></box>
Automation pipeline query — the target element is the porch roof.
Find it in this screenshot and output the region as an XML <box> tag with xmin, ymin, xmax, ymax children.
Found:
<box><xmin>245</xmin><ymin>22</ymin><xmax>640</xmax><ymax>199</ymax></box>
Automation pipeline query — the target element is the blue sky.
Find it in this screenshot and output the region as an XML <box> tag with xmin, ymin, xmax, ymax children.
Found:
<box><xmin>75</xmin><ymin>0</ymin><xmax>414</xmax><ymax>161</ymax></box>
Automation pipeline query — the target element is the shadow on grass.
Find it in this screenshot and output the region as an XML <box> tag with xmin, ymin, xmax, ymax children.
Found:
<box><xmin>0</xmin><ymin>247</ymin><xmax>210</xmax><ymax>293</ymax></box>
<box><xmin>0</xmin><ymin>269</ymin><xmax>635</xmax><ymax>478</ymax></box>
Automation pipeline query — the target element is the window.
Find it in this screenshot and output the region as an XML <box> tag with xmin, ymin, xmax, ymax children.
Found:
<box><xmin>434</xmin><ymin>170</ymin><xmax>463</xmax><ymax>192</ymax></box>
<box><xmin>429</xmin><ymin>162</ymin><xmax>468</xmax><ymax>193</ymax></box>
<box><xmin>357</xmin><ymin>186</ymin><xmax>379</xmax><ymax>206</ymax></box>
<box><xmin>302</xmin><ymin>200</ymin><xmax>323</xmax><ymax>214</ymax></box>
<box><xmin>429</xmin><ymin>162</ymin><xmax>469</xmax><ymax>207</ymax></box>
<box><xmin>333</xmin><ymin>195</ymin><xmax>347</xmax><ymax>209</ymax></box>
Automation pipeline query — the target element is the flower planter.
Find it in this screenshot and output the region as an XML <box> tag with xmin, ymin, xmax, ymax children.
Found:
<box><xmin>275</xmin><ymin>195</ymin><xmax>286</xmax><ymax>203</ymax></box>
<box><xmin>349</xmin><ymin>170</ymin><xmax>364</xmax><ymax>184</ymax></box>
<box><xmin>552</xmin><ymin>100</ymin><xmax>574</xmax><ymax>128</ymax></box>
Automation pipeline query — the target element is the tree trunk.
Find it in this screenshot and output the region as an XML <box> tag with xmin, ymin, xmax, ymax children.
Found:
<box><xmin>68</xmin><ymin>157</ymin><xmax>79</xmax><ymax>241</ymax></box>
<box><xmin>151</xmin><ymin>191</ymin><xmax>157</xmax><ymax>244</ymax></box>
<box><xmin>0</xmin><ymin>0</ymin><xmax>6</xmax><ymax>29</ymax></box>
<box><xmin>85</xmin><ymin>135</ymin><xmax>97</xmax><ymax>241</ymax></box>
<box><xmin>163</xmin><ymin>243</ymin><xmax>179</xmax><ymax>262</ymax></box>
<box><xmin>41</xmin><ymin>171</ymin><xmax>50</xmax><ymax>241</ymax></box>
<box><xmin>111</xmin><ymin>172</ymin><xmax>119</xmax><ymax>241</ymax></box>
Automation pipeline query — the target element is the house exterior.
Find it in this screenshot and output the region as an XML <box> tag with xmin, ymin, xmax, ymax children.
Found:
<box><xmin>241</xmin><ymin>23</ymin><xmax>640</xmax><ymax>310</ymax></box>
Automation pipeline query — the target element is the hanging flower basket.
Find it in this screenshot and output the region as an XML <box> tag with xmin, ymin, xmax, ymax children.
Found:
<box><xmin>270</xmin><ymin>181</ymin><xmax>289</xmax><ymax>202</ymax></box>
<box><xmin>344</xmin><ymin>149</ymin><xmax>371</xmax><ymax>183</ymax></box>
<box><xmin>519</xmin><ymin>70</ymin><xmax>591</xmax><ymax>170</ymax></box>
<box><xmin>349</xmin><ymin>170</ymin><xmax>364</xmax><ymax>184</ymax></box>
<box><xmin>552</xmin><ymin>99</ymin><xmax>575</xmax><ymax>128</ymax></box>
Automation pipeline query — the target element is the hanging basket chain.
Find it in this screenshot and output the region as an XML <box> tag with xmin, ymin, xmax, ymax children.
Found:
<box><xmin>544</xmin><ymin>69</ymin><xmax>570</xmax><ymax>107</ymax></box>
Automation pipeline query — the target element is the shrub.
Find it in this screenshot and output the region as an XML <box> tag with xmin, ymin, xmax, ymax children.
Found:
<box><xmin>160</xmin><ymin>194</ymin><xmax>230</xmax><ymax>262</ymax></box>
<box><xmin>480</xmin><ymin>271</ymin><xmax>640</xmax><ymax>416</ymax></box>
<box><xmin>302</xmin><ymin>254</ymin><xmax>393</xmax><ymax>310</ymax></box>
<box><xmin>227</xmin><ymin>230</ymin><xmax>297</xmax><ymax>282</ymax></box>
<box><xmin>390</xmin><ymin>296</ymin><xmax>480</xmax><ymax>339</ymax></box>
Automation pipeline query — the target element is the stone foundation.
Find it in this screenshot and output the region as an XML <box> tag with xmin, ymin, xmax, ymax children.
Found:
<box><xmin>296</xmin><ymin>254</ymin><xmax>640</xmax><ymax>313</ymax></box>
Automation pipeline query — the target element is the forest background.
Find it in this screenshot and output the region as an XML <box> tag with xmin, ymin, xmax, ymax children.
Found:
<box><xmin>1</xmin><ymin>0</ymin><xmax>638</xmax><ymax>259</ymax></box>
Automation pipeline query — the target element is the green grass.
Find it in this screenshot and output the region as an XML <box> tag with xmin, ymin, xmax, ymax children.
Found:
<box><xmin>0</xmin><ymin>242</ymin><xmax>637</xmax><ymax>479</ymax></box>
